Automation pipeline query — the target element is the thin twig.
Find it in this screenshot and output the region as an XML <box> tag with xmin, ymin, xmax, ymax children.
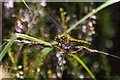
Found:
<box><xmin>4</xmin><ymin>39</ymin><xmax>51</xmax><ymax>47</ymax></box>
<box><xmin>22</xmin><ymin>0</ymin><xmax>32</xmax><ymax>13</ymax></box>
<box><xmin>73</xmin><ymin>46</ymin><xmax>120</xmax><ymax>59</ymax></box>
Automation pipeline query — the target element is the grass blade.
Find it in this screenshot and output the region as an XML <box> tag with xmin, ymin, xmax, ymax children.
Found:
<box><xmin>0</xmin><ymin>34</ymin><xmax>17</xmax><ymax>61</ymax></box>
<box><xmin>66</xmin><ymin>0</ymin><xmax>120</xmax><ymax>33</ymax></box>
<box><xmin>68</xmin><ymin>54</ymin><xmax>96</xmax><ymax>80</ymax></box>
<box><xmin>0</xmin><ymin>33</ymin><xmax>52</xmax><ymax>61</ymax></box>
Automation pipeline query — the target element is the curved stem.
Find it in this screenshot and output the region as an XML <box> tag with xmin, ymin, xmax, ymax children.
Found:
<box><xmin>65</xmin><ymin>0</ymin><xmax>120</xmax><ymax>33</ymax></box>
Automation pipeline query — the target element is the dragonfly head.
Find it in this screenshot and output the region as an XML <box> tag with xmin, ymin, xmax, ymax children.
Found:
<box><xmin>54</xmin><ymin>34</ymin><xmax>69</xmax><ymax>44</ymax></box>
<box><xmin>54</xmin><ymin>35</ymin><xmax>61</xmax><ymax>42</ymax></box>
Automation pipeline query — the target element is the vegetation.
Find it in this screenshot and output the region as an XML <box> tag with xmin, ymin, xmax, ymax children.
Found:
<box><xmin>1</xmin><ymin>1</ymin><xmax>120</xmax><ymax>79</ymax></box>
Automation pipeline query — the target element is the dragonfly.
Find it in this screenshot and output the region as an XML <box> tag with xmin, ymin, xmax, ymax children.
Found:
<box><xmin>22</xmin><ymin>1</ymin><xmax>120</xmax><ymax>59</ymax></box>
<box><xmin>46</xmin><ymin>11</ymin><xmax>120</xmax><ymax>59</ymax></box>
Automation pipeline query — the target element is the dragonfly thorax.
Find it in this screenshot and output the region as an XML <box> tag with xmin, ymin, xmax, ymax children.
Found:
<box><xmin>54</xmin><ymin>34</ymin><xmax>70</xmax><ymax>44</ymax></box>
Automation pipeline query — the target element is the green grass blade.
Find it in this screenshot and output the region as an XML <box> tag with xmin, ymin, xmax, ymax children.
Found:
<box><xmin>68</xmin><ymin>54</ymin><xmax>96</xmax><ymax>80</ymax></box>
<box><xmin>65</xmin><ymin>0</ymin><xmax>120</xmax><ymax>33</ymax></box>
<box><xmin>16</xmin><ymin>33</ymin><xmax>52</xmax><ymax>46</ymax></box>
<box><xmin>0</xmin><ymin>33</ymin><xmax>52</xmax><ymax>61</ymax></box>
<box><xmin>0</xmin><ymin>34</ymin><xmax>17</xmax><ymax>61</ymax></box>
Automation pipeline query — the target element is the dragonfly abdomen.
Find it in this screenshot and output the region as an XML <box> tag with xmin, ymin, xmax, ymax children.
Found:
<box><xmin>69</xmin><ymin>38</ymin><xmax>91</xmax><ymax>45</ymax></box>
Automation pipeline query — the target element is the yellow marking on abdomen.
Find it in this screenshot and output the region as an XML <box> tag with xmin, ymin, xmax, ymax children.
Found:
<box><xmin>69</xmin><ymin>38</ymin><xmax>91</xmax><ymax>45</ymax></box>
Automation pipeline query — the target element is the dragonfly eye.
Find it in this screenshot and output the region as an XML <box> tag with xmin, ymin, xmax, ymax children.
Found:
<box><xmin>54</xmin><ymin>36</ymin><xmax>58</xmax><ymax>41</ymax></box>
<box><xmin>54</xmin><ymin>35</ymin><xmax>61</xmax><ymax>41</ymax></box>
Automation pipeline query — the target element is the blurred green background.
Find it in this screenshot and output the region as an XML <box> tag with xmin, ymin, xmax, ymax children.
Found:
<box><xmin>2</xmin><ymin>2</ymin><xmax>120</xmax><ymax>79</ymax></box>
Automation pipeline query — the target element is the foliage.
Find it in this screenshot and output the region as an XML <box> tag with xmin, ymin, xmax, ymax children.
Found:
<box><xmin>1</xmin><ymin>1</ymin><xmax>120</xmax><ymax>79</ymax></box>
